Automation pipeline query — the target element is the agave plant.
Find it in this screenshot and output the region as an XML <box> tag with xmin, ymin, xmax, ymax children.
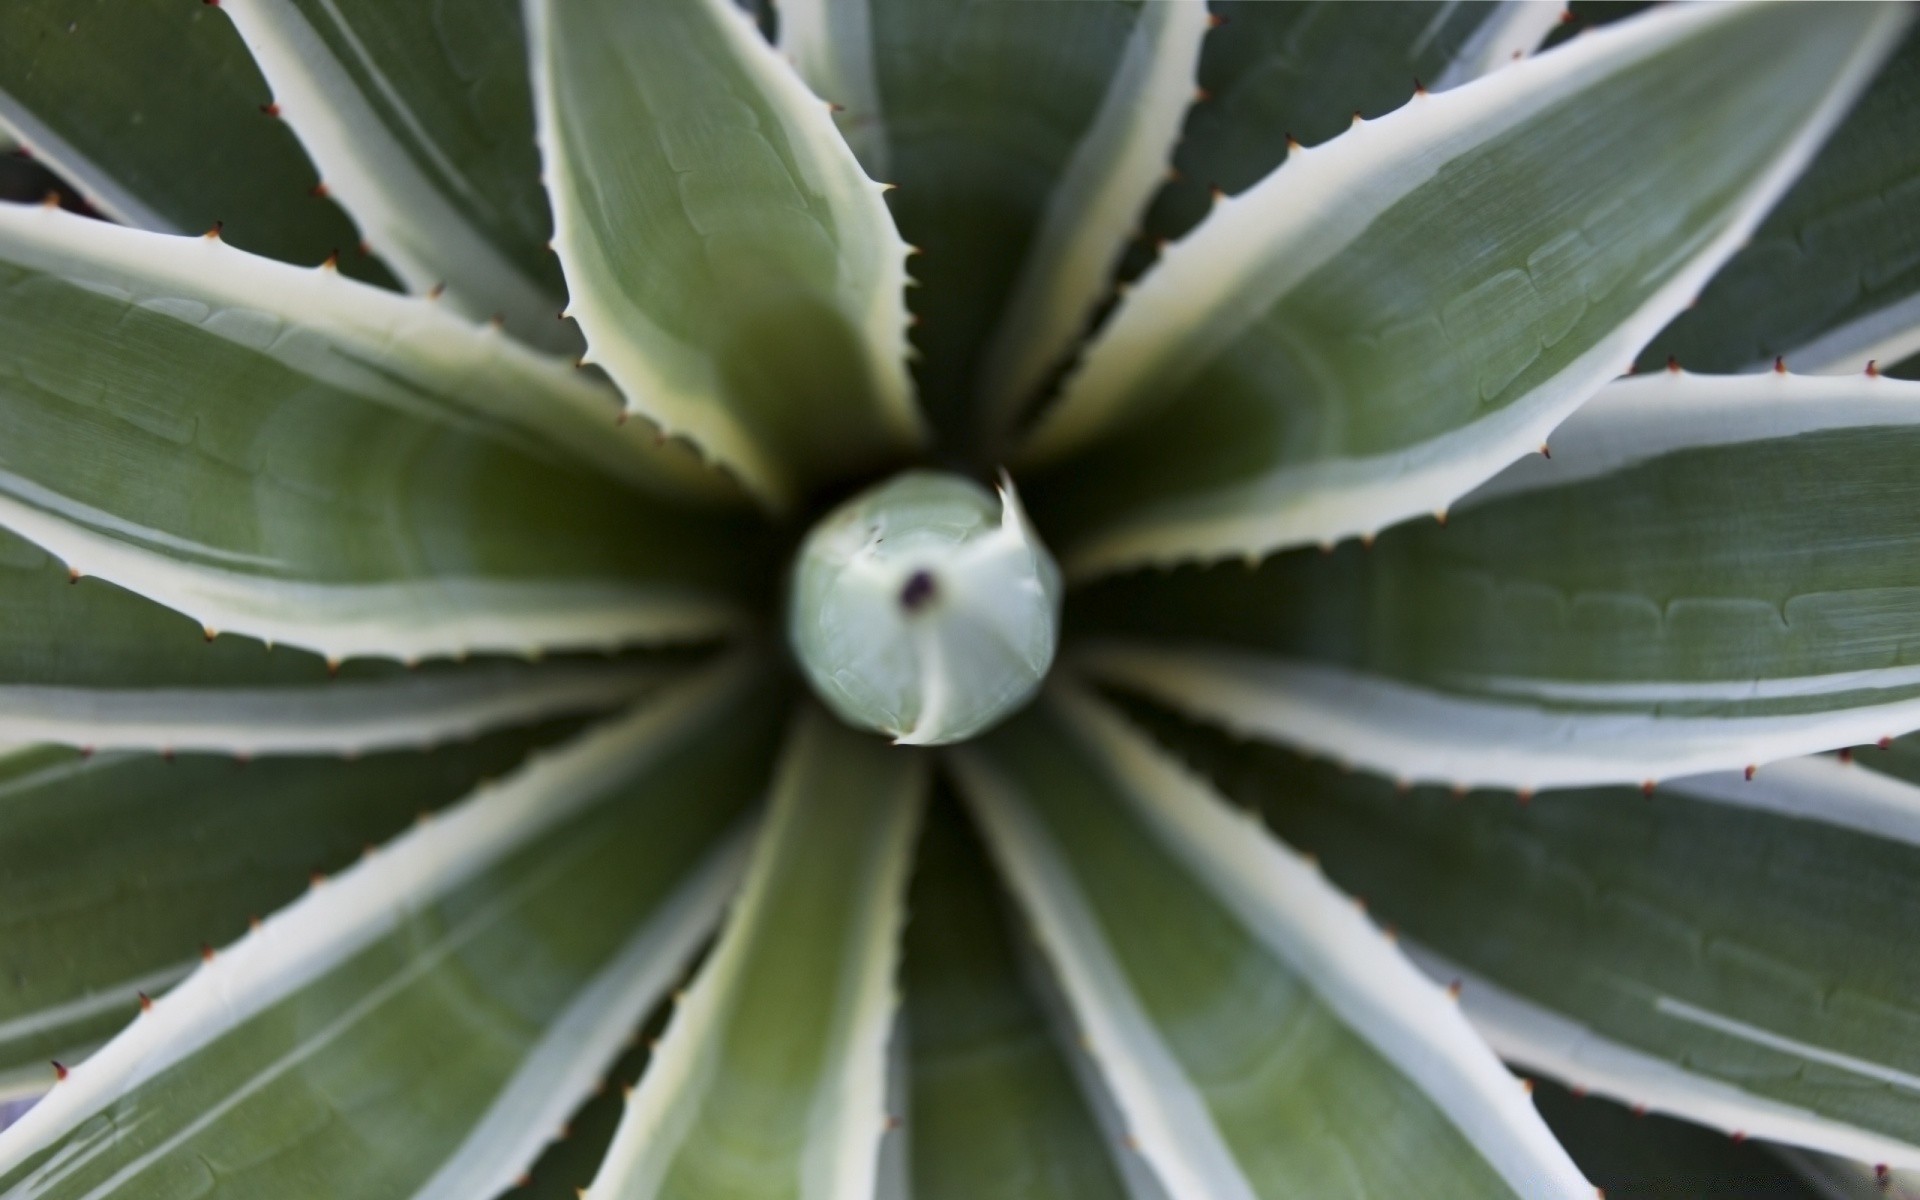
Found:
<box><xmin>1</xmin><ymin>0</ymin><xmax>1918</xmax><ymax>1195</ymax></box>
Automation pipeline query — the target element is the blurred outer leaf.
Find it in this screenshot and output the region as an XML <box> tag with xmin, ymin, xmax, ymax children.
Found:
<box><xmin>1639</xmin><ymin>27</ymin><xmax>1920</xmax><ymax>377</ymax></box>
<box><xmin>1018</xmin><ymin>3</ymin><xmax>1909</xmax><ymax>578</ymax></box>
<box><xmin>0</xmin><ymin>657</ymin><xmax>787</xmax><ymax>1200</ymax></box>
<box><xmin>781</xmin><ymin>0</ymin><xmax>1198</xmax><ymax>454</ymax></box>
<box><xmin>1073</xmin><ymin>373</ymin><xmax>1920</xmax><ymax>791</ymax></box>
<box><xmin>0</xmin><ymin>527</ymin><xmax>694</xmax><ymax>754</ymax></box>
<box><xmin>584</xmin><ymin>707</ymin><xmax>925</xmax><ymax>1200</ymax></box>
<box><xmin>1119</xmin><ymin>1</ymin><xmax>1554</xmax><ymax>283</ymax></box>
<box><xmin>218</xmin><ymin>0</ymin><xmax>575</xmax><ymax>353</ymax></box>
<box><xmin>951</xmin><ymin>686</ymin><xmax>1592</xmax><ymax>1200</ymax></box>
<box><xmin>900</xmin><ymin>798</ymin><xmax>1142</xmax><ymax>1200</ymax></box>
<box><xmin>0</xmin><ymin>0</ymin><xmax>391</xmax><ymax>285</ymax></box>
<box><xmin>1531</xmin><ymin>1081</ymin><xmax>1824</xmax><ymax>1200</ymax></box>
<box><xmin>0</xmin><ymin>720</ymin><xmax>576</xmax><ymax>1096</ymax></box>
<box><xmin>0</xmin><ymin>202</ymin><xmax>765</xmax><ymax>665</ymax></box>
<box><xmin>1119</xmin><ymin>700</ymin><xmax>1920</xmax><ymax>1169</ymax></box>
<box><xmin>528</xmin><ymin>0</ymin><xmax>921</xmax><ymax>511</ymax></box>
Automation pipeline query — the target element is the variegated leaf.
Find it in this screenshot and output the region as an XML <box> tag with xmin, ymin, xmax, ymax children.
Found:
<box><xmin>529</xmin><ymin>0</ymin><xmax>921</xmax><ymax>508</ymax></box>
<box><xmin>1019</xmin><ymin>2</ymin><xmax>1908</xmax><ymax>576</ymax></box>
<box><xmin>583</xmin><ymin>707</ymin><xmax>925</xmax><ymax>1199</ymax></box>
<box><xmin>0</xmin><ymin>657</ymin><xmax>786</xmax><ymax>1200</ymax></box>
<box><xmin>0</xmin><ymin>201</ymin><xmax>762</xmax><ymax>664</ymax></box>
<box><xmin>1074</xmin><ymin>372</ymin><xmax>1920</xmax><ymax>791</ymax></box>
<box><xmin>0</xmin><ymin>0</ymin><xmax>388</xmax><ymax>284</ymax></box>
<box><xmin>951</xmin><ymin>686</ymin><xmax>1593</xmax><ymax>1199</ymax></box>
<box><xmin>217</xmin><ymin>0</ymin><xmax>574</xmax><ymax>350</ymax></box>
<box><xmin>1119</xmin><ymin>700</ymin><xmax>1920</xmax><ymax>1169</ymax></box>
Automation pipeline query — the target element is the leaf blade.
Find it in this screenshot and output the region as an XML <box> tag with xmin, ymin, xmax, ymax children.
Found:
<box><xmin>1020</xmin><ymin>2</ymin><xmax>1910</xmax><ymax>576</ymax></box>
<box><xmin>528</xmin><ymin>0</ymin><xmax>921</xmax><ymax>507</ymax></box>
<box><xmin>583</xmin><ymin>708</ymin><xmax>925</xmax><ymax>1199</ymax></box>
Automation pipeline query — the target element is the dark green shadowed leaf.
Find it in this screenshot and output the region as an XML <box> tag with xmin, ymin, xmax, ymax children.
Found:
<box><xmin>1071</xmin><ymin>373</ymin><xmax>1920</xmax><ymax>790</ymax></box>
<box><xmin>1118</xmin><ymin>1</ymin><xmax>1529</xmax><ymax>283</ymax></box>
<box><xmin>218</xmin><ymin>0</ymin><xmax>575</xmax><ymax>350</ymax></box>
<box><xmin>0</xmin><ymin>202</ymin><xmax>765</xmax><ymax>663</ymax></box>
<box><xmin>1533</xmin><ymin>1081</ymin><xmax>1824</xmax><ymax>1200</ymax></box>
<box><xmin>954</xmin><ymin>688</ymin><xmax>1592</xmax><ymax>1199</ymax></box>
<box><xmin>1019</xmin><ymin>2</ymin><xmax>1908</xmax><ymax>575</ymax></box>
<box><xmin>0</xmin><ymin>0</ymin><xmax>391</xmax><ymax>284</ymax></box>
<box><xmin>582</xmin><ymin>708</ymin><xmax>925</xmax><ymax>1199</ymax></box>
<box><xmin>1639</xmin><ymin>26</ymin><xmax>1920</xmax><ymax>375</ymax></box>
<box><xmin>901</xmin><ymin>795</ymin><xmax>1136</xmax><ymax>1200</ymax></box>
<box><xmin>0</xmin><ymin>661</ymin><xmax>789</xmax><ymax>1200</ymax></box>
<box><xmin>0</xmin><ymin>721</ymin><xmax>577</xmax><ymax>1096</ymax></box>
<box><xmin>793</xmin><ymin>0</ymin><xmax>1198</xmax><ymax>453</ymax></box>
<box><xmin>1115</xmin><ymin>697</ymin><xmax>1920</xmax><ymax>1168</ymax></box>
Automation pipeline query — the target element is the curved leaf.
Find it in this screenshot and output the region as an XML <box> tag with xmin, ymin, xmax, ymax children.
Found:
<box><xmin>951</xmin><ymin>686</ymin><xmax>1592</xmax><ymax>1200</ymax></box>
<box><xmin>1074</xmin><ymin>372</ymin><xmax>1920</xmax><ymax>790</ymax></box>
<box><xmin>900</xmin><ymin>798</ymin><xmax>1144</xmax><ymax>1200</ymax></box>
<box><xmin>0</xmin><ymin>657</ymin><xmax>787</xmax><ymax>1200</ymax></box>
<box><xmin>0</xmin><ymin>0</ymin><xmax>389</xmax><ymax>284</ymax></box>
<box><xmin>1640</xmin><ymin>26</ymin><xmax>1920</xmax><ymax>376</ymax></box>
<box><xmin>1119</xmin><ymin>701</ymin><xmax>1920</xmax><ymax>1169</ymax></box>
<box><xmin>583</xmin><ymin>707</ymin><xmax>924</xmax><ymax>1199</ymax></box>
<box><xmin>0</xmin><ymin>721</ymin><xmax>571</xmax><ymax>1097</ymax></box>
<box><xmin>1121</xmin><ymin>1</ymin><xmax>1560</xmax><ymax>283</ymax></box>
<box><xmin>218</xmin><ymin>0</ymin><xmax>574</xmax><ymax>351</ymax></box>
<box><xmin>528</xmin><ymin>0</ymin><xmax>921</xmax><ymax>508</ymax></box>
<box><xmin>0</xmin><ymin>525</ymin><xmax>692</xmax><ymax>753</ymax></box>
<box><xmin>0</xmin><ymin>201</ymin><xmax>764</xmax><ymax>663</ymax></box>
<box><xmin>1019</xmin><ymin>2</ymin><xmax>1909</xmax><ymax>576</ymax></box>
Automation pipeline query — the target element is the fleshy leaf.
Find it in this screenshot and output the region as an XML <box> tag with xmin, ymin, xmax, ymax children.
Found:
<box><xmin>1121</xmin><ymin>701</ymin><xmax>1920</xmax><ymax>1169</ymax></box>
<box><xmin>528</xmin><ymin>0</ymin><xmax>921</xmax><ymax>508</ymax></box>
<box><xmin>951</xmin><ymin>686</ymin><xmax>1593</xmax><ymax>1199</ymax></box>
<box><xmin>900</xmin><ymin>798</ymin><xmax>1145</xmax><ymax>1200</ymax></box>
<box><xmin>0</xmin><ymin>657</ymin><xmax>786</xmax><ymax>1199</ymax></box>
<box><xmin>1073</xmin><ymin>372</ymin><xmax>1920</xmax><ymax>791</ymax></box>
<box><xmin>0</xmin><ymin>201</ymin><xmax>764</xmax><ymax>663</ymax></box>
<box><xmin>1639</xmin><ymin>26</ymin><xmax>1920</xmax><ymax>376</ymax></box>
<box><xmin>583</xmin><ymin>707</ymin><xmax>925</xmax><ymax>1199</ymax></box>
<box><xmin>0</xmin><ymin>722</ymin><xmax>571</xmax><ymax>1096</ymax></box>
<box><xmin>1121</xmin><ymin>1</ymin><xmax>1562</xmax><ymax>283</ymax></box>
<box><xmin>217</xmin><ymin>0</ymin><xmax>574</xmax><ymax>350</ymax></box>
<box><xmin>1018</xmin><ymin>2</ymin><xmax>1909</xmax><ymax>576</ymax></box>
<box><xmin>782</xmin><ymin>0</ymin><xmax>1203</xmax><ymax>453</ymax></box>
<box><xmin>0</xmin><ymin>0</ymin><xmax>389</xmax><ymax>284</ymax></box>
<box><xmin>0</xmin><ymin>525</ymin><xmax>690</xmax><ymax>754</ymax></box>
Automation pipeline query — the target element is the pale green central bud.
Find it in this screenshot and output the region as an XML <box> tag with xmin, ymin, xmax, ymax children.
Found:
<box><xmin>787</xmin><ymin>470</ymin><xmax>1062</xmax><ymax>745</ymax></box>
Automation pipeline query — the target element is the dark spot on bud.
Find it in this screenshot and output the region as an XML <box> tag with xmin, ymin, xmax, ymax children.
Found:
<box><xmin>899</xmin><ymin>570</ymin><xmax>937</xmax><ymax>614</ymax></box>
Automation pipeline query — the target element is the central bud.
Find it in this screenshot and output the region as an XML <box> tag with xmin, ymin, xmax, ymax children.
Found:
<box><xmin>787</xmin><ymin>470</ymin><xmax>1062</xmax><ymax>745</ymax></box>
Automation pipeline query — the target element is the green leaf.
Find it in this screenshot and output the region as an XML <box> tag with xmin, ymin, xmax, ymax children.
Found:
<box><xmin>528</xmin><ymin>0</ymin><xmax>921</xmax><ymax>509</ymax></box>
<box><xmin>1639</xmin><ymin>26</ymin><xmax>1920</xmax><ymax>376</ymax></box>
<box><xmin>582</xmin><ymin>707</ymin><xmax>925</xmax><ymax>1199</ymax></box>
<box><xmin>0</xmin><ymin>721</ymin><xmax>573</xmax><ymax>1097</ymax></box>
<box><xmin>900</xmin><ymin>797</ymin><xmax>1140</xmax><ymax>1200</ymax></box>
<box><xmin>1018</xmin><ymin>2</ymin><xmax>1910</xmax><ymax>576</ymax></box>
<box><xmin>0</xmin><ymin>0</ymin><xmax>391</xmax><ymax>285</ymax></box>
<box><xmin>784</xmin><ymin>0</ymin><xmax>1202</xmax><ymax>453</ymax></box>
<box><xmin>0</xmin><ymin>657</ymin><xmax>787</xmax><ymax>1199</ymax></box>
<box><xmin>0</xmin><ymin>202</ymin><xmax>765</xmax><ymax>663</ymax></box>
<box><xmin>218</xmin><ymin>0</ymin><xmax>574</xmax><ymax>352</ymax></box>
<box><xmin>1121</xmin><ymin>1</ymin><xmax>1559</xmax><ymax>283</ymax></box>
<box><xmin>0</xmin><ymin>526</ymin><xmax>694</xmax><ymax>754</ymax></box>
<box><xmin>1117</xmin><ymin>699</ymin><xmax>1920</xmax><ymax>1169</ymax></box>
<box><xmin>1072</xmin><ymin>372</ymin><xmax>1920</xmax><ymax>790</ymax></box>
<box><xmin>951</xmin><ymin>685</ymin><xmax>1592</xmax><ymax>1199</ymax></box>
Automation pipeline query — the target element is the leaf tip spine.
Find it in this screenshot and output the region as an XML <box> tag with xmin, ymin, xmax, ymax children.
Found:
<box><xmin>51</xmin><ymin>1060</ymin><xmax>68</xmax><ymax>1082</ymax></box>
